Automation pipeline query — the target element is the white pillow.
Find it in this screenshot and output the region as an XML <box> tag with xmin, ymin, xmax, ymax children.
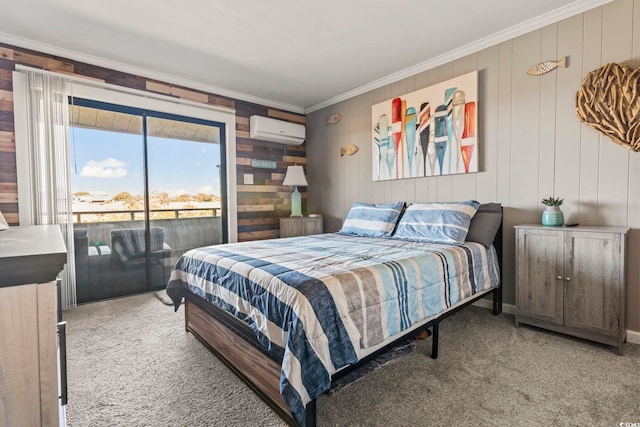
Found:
<box><xmin>392</xmin><ymin>200</ymin><xmax>480</xmax><ymax>244</ymax></box>
<box><xmin>339</xmin><ymin>201</ymin><xmax>404</xmax><ymax>237</ymax></box>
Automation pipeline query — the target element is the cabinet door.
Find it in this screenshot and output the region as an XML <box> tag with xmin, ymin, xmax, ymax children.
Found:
<box><xmin>516</xmin><ymin>228</ymin><xmax>564</xmax><ymax>324</ymax></box>
<box><xmin>280</xmin><ymin>218</ymin><xmax>301</xmax><ymax>238</ymax></box>
<box><xmin>0</xmin><ymin>282</ymin><xmax>58</xmax><ymax>427</ymax></box>
<box><xmin>0</xmin><ymin>284</ymin><xmax>41</xmax><ymax>427</ymax></box>
<box><xmin>37</xmin><ymin>282</ymin><xmax>59</xmax><ymax>427</ymax></box>
<box><xmin>564</xmin><ymin>232</ymin><xmax>621</xmax><ymax>336</ymax></box>
<box><xmin>301</xmin><ymin>218</ymin><xmax>322</xmax><ymax>236</ymax></box>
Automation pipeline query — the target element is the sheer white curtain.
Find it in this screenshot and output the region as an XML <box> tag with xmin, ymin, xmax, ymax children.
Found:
<box><xmin>21</xmin><ymin>70</ymin><xmax>76</xmax><ymax>309</ymax></box>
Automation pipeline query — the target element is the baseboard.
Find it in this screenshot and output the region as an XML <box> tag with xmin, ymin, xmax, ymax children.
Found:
<box><xmin>472</xmin><ymin>299</ymin><xmax>640</xmax><ymax>346</ymax></box>
<box><xmin>627</xmin><ymin>329</ymin><xmax>640</xmax><ymax>345</ymax></box>
<box><xmin>472</xmin><ymin>298</ymin><xmax>515</xmax><ymax>314</ymax></box>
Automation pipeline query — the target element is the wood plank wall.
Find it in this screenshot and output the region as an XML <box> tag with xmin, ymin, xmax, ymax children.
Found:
<box><xmin>0</xmin><ymin>43</ymin><xmax>305</xmax><ymax>241</ymax></box>
<box><xmin>305</xmin><ymin>0</ymin><xmax>640</xmax><ymax>332</ymax></box>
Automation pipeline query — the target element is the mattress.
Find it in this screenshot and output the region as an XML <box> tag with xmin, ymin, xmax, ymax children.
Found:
<box><xmin>167</xmin><ymin>233</ymin><xmax>500</xmax><ymax>425</ymax></box>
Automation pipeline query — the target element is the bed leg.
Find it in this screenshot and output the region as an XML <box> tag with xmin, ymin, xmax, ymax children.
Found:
<box><xmin>492</xmin><ymin>286</ymin><xmax>502</xmax><ymax>315</ymax></box>
<box><xmin>305</xmin><ymin>399</ymin><xmax>317</xmax><ymax>427</ymax></box>
<box><xmin>184</xmin><ymin>299</ymin><xmax>189</xmax><ymax>332</ymax></box>
<box><xmin>430</xmin><ymin>323</ymin><xmax>439</xmax><ymax>359</ymax></box>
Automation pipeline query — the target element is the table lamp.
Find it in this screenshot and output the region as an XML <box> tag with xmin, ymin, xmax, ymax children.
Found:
<box><xmin>282</xmin><ymin>165</ymin><xmax>307</xmax><ymax>217</ymax></box>
<box><xmin>0</xmin><ymin>210</ymin><xmax>8</xmax><ymax>230</ymax></box>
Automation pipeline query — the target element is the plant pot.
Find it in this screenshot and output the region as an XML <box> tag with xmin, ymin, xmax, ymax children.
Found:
<box><xmin>542</xmin><ymin>206</ymin><xmax>564</xmax><ymax>226</ymax></box>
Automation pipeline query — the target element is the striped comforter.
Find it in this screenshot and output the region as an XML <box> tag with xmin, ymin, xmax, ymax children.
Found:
<box><xmin>166</xmin><ymin>233</ymin><xmax>500</xmax><ymax>426</ymax></box>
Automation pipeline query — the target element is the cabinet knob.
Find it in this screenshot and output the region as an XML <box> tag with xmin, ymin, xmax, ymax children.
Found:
<box><xmin>556</xmin><ymin>275</ymin><xmax>562</xmax><ymax>280</ymax></box>
<box><xmin>565</xmin><ymin>277</ymin><xmax>571</xmax><ymax>282</ymax></box>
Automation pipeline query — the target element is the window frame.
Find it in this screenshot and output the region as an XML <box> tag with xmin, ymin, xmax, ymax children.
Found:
<box><xmin>14</xmin><ymin>69</ymin><xmax>238</xmax><ymax>242</ymax></box>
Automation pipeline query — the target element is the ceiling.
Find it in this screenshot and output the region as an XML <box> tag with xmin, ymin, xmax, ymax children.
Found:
<box><xmin>0</xmin><ymin>0</ymin><xmax>611</xmax><ymax>113</ymax></box>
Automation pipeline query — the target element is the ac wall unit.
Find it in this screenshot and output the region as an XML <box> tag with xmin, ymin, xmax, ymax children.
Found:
<box><xmin>249</xmin><ymin>115</ymin><xmax>305</xmax><ymax>145</ymax></box>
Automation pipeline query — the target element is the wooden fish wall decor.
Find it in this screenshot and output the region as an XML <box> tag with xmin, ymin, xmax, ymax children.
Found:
<box><xmin>527</xmin><ymin>57</ymin><xmax>567</xmax><ymax>76</ymax></box>
<box><xmin>340</xmin><ymin>145</ymin><xmax>359</xmax><ymax>157</ymax></box>
<box><xmin>326</xmin><ymin>113</ymin><xmax>342</xmax><ymax>125</ymax></box>
<box><xmin>576</xmin><ymin>63</ymin><xmax>640</xmax><ymax>152</ymax></box>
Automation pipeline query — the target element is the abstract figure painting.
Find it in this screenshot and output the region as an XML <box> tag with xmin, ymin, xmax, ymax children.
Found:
<box><xmin>372</xmin><ymin>71</ymin><xmax>478</xmax><ymax>181</ymax></box>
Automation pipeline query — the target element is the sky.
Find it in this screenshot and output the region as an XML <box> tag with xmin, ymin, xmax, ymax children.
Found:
<box><xmin>69</xmin><ymin>126</ymin><xmax>221</xmax><ymax>199</ymax></box>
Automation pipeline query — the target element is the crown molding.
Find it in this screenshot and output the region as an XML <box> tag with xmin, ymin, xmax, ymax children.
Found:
<box><xmin>0</xmin><ymin>32</ymin><xmax>305</xmax><ymax>114</ymax></box>
<box><xmin>304</xmin><ymin>0</ymin><xmax>614</xmax><ymax>113</ymax></box>
<box><xmin>0</xmin><ymin>0</ymin><xmax>614</xmax><ymax>116</ymax></box>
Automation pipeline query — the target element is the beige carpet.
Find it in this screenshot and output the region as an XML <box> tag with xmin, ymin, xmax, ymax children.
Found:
<box><xmin>64</xmin><ymin>293</ymin><xmax>640</xmax><ymax>427</ymax></box>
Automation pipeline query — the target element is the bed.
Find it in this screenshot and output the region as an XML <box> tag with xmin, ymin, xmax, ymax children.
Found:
<box><xmin>166</xmin><ymin>201</ymin><xmax>503</xmax><ymax>426</ymax></box>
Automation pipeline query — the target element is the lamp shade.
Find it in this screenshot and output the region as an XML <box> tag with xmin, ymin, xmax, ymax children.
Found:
<box><xmin>0</xmin><ymin>210</ymin><xmax>8</xmax><ymax>230</ymax></box>
<box><xmin>282</xmin><ymin>165</ymin><xmax>308</xmax><ymax>187</ymax></box>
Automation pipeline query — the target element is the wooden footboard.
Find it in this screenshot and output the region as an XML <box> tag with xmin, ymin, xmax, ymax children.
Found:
<box><xmin>185</xmin><ymin>296</ymin><xmax>297</xmax><ymax>425</ymax></box>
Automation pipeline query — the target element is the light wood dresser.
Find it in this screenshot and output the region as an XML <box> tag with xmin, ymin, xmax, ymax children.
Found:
<box><xmin>514</xmin><ymin>224</ymin><xmax>629</xmax><ymax>354</ymax></box>
<box><xmin>0</xmin><ymin>225</ymin><xmax>67</xmax><ymax>427</ymax></box>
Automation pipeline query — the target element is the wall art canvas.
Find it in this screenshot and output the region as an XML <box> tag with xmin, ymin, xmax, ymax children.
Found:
<box><xmin>372</xmin><ymin>71</ymin><xmax>478</xmax><ymax>181</ymax></box>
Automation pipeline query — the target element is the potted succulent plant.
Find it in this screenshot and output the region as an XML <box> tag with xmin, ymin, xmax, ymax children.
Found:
<box><xmin>541</xmin><ymin>196</ymin><xmax>564</xmax><ymax>226</ymax></box>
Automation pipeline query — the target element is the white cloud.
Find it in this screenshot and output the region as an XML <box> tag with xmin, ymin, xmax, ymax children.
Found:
<box><xmin>80</xmin><ymin>158</ymin><xmax>127</xmax><ymax>178</ymax></box>
<box><xmin>100</xmin><ymin>158</ymin><xmax>126</xmax><ymax>168</ymax></box>
<box><xmin>197</xmin><ymin>185</ymin><xmax>215</xmax><ymax>193</ymax></box>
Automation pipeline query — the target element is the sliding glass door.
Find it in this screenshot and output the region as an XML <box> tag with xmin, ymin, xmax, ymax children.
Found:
<box><xmin>69</xmin><ymin>99</ymin><xmax>226</xmax><ymax>302</ymax></box>
<box><xmin>146</xmin><ymin>115</ymin><xmax>226</xmax><ymax>287</ymax></box>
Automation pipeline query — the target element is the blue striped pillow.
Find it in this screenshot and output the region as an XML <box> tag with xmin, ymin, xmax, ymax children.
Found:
<box><xmin>392</xmin><ymin>200</ymin><xmax>480</xmax><ymax>244</ymax></box>
<box><xmin>339</xmin><ymin>201</ymin><xmax>404</xmax><ymax>237</ymax></box>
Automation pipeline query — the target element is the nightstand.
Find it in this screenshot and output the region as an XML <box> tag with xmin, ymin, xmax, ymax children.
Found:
<box><xmin>514</xmin><ymin>224</ymin><xmax>629</xmax><ymax>354</ymax></box>
<box><xmin>280</xmin><ymin>217</ymin><xmax>323</xmax><ymax>238</ymax></box>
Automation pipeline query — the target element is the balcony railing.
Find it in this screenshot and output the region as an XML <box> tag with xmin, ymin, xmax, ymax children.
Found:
<box><xmin>74</xmin><ymin>209</ymin><xmax>223</xmax><ymax>263</ymax></box>
<box><xmin>73</xmin><ymin>207</ymin><xmax>221</xmax><ymax>224</ymax></box>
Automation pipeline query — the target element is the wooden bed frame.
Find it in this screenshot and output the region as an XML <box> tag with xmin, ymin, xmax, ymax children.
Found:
<box><xmin>183</xmin><ymin>225</ymin><xmax>503</xmax><ymax>426</ymax></box>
